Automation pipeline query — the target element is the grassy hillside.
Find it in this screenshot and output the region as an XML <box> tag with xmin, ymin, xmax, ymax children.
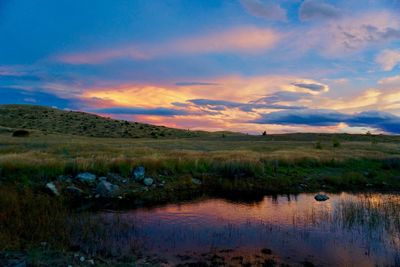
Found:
<box><xmin>0</xmin><ymin>104</ymin><xmax>217</xmax><ymax>138</ymax></box>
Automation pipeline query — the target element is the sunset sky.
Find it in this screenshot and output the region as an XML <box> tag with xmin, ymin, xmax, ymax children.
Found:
<box><xmin>1</xmin><ymin>0</ymin><xmax>400</xmax><ymax>134</ymax></box>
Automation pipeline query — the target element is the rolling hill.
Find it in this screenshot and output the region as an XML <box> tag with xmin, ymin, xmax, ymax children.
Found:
<box><xmin>0</xmin><ymin>104</ymin><xmax>212</xmax><ymax>138</ymax></box>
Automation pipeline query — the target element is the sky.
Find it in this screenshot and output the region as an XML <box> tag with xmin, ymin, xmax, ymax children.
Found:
<box><xmin>1</xmin><ymin>0</ymin><xmax>400</xmax><ymax>134</ymax></box>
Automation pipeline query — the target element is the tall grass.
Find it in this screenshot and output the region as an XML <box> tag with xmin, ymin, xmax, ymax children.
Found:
<box><xmin>0</xmin><ymin>186</ymin><xmax>69</xmax><ymax>250</ymax></box>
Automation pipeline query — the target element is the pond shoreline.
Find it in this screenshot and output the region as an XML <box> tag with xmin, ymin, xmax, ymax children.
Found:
<box><xmin>3</xmin><ymin>192</ymin><xmax>400</xmax><ymax>266</ymax></box>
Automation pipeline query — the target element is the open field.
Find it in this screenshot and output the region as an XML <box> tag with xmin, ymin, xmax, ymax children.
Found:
<box><xmin>1</xmin><ymin>131</ymin><xmax>400</xmax><ymax>192</ymax></box>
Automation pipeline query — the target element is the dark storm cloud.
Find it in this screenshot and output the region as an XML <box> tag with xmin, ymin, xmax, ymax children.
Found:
<box><xmin>252</xmin><ymin>109</ymin><xmax>400</xmax><ymax>133</ymax></box>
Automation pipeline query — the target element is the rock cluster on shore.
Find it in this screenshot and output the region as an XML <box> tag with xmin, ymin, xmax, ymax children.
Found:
<box><xmin>43</xmin><ymin>166</ymin><xmax>166</xmax><ymax>201</ymax></box>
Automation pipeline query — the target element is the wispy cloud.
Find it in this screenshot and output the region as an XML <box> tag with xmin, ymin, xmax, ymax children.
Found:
<box><xmin>188</xmin><ymin>98</ymin><xmax>305</xmax><ymax>112</ymax></box>
<box><xmin>291</xmin><ymin>82</ymin><xmax>328</xmax><ymax>92</ymax></box>
<box><xmin>175</xmin><ymin>81</ymin><xmax>219</xmax><ymax>86</ymax></box>
<box><xmin>91</xmin><ymin>107</ymin><xmax>190</xmax><ymax>116</ymax></box>
<box><xmin>55</xmin><ymin>26</ymin><xmax>280</xmax><ymax>64</ymax></box>
<box><xmin>293</xmin><ymin>10</ymin><xmax>400</xmax><ymax>57</ymax></box>
<box><xmin>239</xmin><ymin>0</ymin><xmax>287</xmax><ymax>21</ymax></box>
<box><xmin>299</xmin><ymin>0</ymin><xmax>341</xmax><ymax>21</ymax></box>
<box><xmin>375</xmin><ymin>49</ymin><xmax>400</xmax><ymax>71</ymax></box>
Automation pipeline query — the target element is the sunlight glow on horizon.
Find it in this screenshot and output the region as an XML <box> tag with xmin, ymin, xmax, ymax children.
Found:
<box><xmin>1</xmin><ymin>0</ymin><xmax>400</xmax><ymax>134</ymax></box>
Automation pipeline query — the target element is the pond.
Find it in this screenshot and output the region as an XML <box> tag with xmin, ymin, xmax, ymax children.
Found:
<box><xmin>72</xmin><ymin>193</ymin><xmax>400</xmax><ymax>266</ymax></box>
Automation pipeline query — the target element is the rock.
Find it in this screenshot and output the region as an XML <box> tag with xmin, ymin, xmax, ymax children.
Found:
<box><xmin>191</xmin><ymin>178</ymin><xmax>202</xmax><ymax>185</ymax></box>
<box><xmin>299</xmin><ymin>183</ymin><xmax>308</xmax><ymax>188</ymax></box>
<box><xmin>66</xmin><ymin>185</ymin><xmax>84</xmax><ymax>197</ymax></box>
<box><xmin>57</xmin><ymin>175</ymin><xmax>72</xmax><ymax>183</ymax></box>
<box><xmin>143</xmin><ymin>177</ymin><xmax>154</xmax><ymax>186</ymax></box>
<box><xmin>314</xmin><ymin>194</ymin><xmax>329</xmax><ymax>201</ymax></box>
<box><xmin>45</xmin><ymin>182</ymin><xmax>59</xmax><ymax>196</ymax></box>
<box><xmin>133</xmin><ymin>166</ymin><xmax>145</xmax><ymax>181</ymax></box>
<box><xmin>96</xmin><ymin>180</ymin><xmax>119</xmax><ymax>197</ymax></box>
<box><xmin>107</xmin><ymin>172</ymin><xmax>123</xmax><ymax>182</ymax></box>
<box><xmin>80</xmin><ymin>256</ymin><xmax>85</xmax><ymax>262</ymax></box>
<box><xmin>75</xmin><ymin>172</ymin><xmax>96</xmax><ymax>184</ymax></box>
<box><xmin>99</xmin><ymin>176</ymin><xmax>107</xmax><ymax>182</ymax></box>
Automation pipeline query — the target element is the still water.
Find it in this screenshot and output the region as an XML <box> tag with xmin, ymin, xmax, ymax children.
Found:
<box><xmin>74</xmin><ymin>193</ymin><xmax>400</xmax><ymax>266</ymax></box>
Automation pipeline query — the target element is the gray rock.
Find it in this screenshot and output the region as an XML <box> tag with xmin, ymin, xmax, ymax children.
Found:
<box><xmin>143</xmin><ymin>177</ymin><xmax>154</xmax><ymax>186</ymax></box>
<box><xmin>107</xmin><ymin>172</ymin><xmax>123</xmax><ymax>182</ymax></box>
<box><xmin>57</xmin><ymin>175</ymin><xmax>72</xmax><ymax>183</ymax></box>
<box><xmin>96</xmin><ymin>180</ymin><xmax>119</xmax><ymax>197</ymax></box>
<box><xmin>66</xmin><ymin>185</ymin><xmax>84</xmax><ymax>197</ymax></box>
<box><xmin>99</xmin><ymin>176</ymin><xmax>107</xmax><ymax>182</ymax></box>
<box><xmin>191</xmin><ymin>178</ymin><xmax>202</xmax><ymax>185</ymax></box>
<box><xmin>76</xmin><ymin>172</ymin><xmax>96</xmax><ymax>184</ymax></box>
<box><xmin>133</xmin><ymin>166</ymin><xmax>145</xmax><ymax>181</ymax></box>
<box><xmin>45</xmin><ymin>182</ymin><xmax>59</xmax><ymax>196</ymax></box>
<box><xmin>314</xmin><ymin>194</ymin><xmax>329</xmax><ymax>201</ymax></box>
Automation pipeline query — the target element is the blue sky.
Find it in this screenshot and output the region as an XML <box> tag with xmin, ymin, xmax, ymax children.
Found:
<box><xmin>1</xmin><ymin>0</ymin><xmax>400</xmax><ymax>134</ymax></box>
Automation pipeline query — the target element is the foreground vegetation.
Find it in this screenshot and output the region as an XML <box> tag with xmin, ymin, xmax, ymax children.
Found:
<box><xmin>0</xmin><ymin>130</ymin><xmax>399</xmax><ymax>194</ymax></box>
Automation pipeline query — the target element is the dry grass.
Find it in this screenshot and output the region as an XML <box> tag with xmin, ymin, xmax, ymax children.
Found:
<box><xmin>0</xmin><ymin>186</ymin><xmax>69</xmax><ymax>250</ymax></box>
<box><xmin>0</xmin><ymin>131</ymin><xmax>399</xmax><ymax>180</ymax></box>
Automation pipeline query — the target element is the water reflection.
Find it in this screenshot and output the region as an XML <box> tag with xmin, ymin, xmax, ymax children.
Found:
<box><xmin>71</xmin><ymin>193</ymin><xmax>400</xmax><ymax>266</ymax></box>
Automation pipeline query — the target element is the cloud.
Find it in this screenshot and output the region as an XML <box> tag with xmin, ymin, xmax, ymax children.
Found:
<box><xmin>378</xmin><ymin>74</ymin><xmax>400</xmax><ymax>85</ymax></box>
<box><xmin>252</xmin><ymin>109</ymin><xmax>400</xmax><ymax>133</ymax></box>
<box><xmin>55</xmin><ymin>26</ymin><xmax>280</xmax><ymax>64</ymax></box>
<box><xmin>295</xmin><ymin>10</ymin><xmax>400</xmax><ymax>57</ymax></box>
<box><xmin>299</xmin><ymin>0</ymin><xmax>341</xmax><ymax>21</ymax></box>
<box><xmin>175</xmin><ymin>81</ymin><xmax>219</xmax><ymax>86</ymax></box>
<box><xmin>251</xmin><ymin>91</ymin><xmax>313</xmax><ymax>104</ymax></box>
<box><xmin>188</xmin><ymin>98</ymin><xmax>305</xmax><ymax>112</ymax></box>
<box><xmin>291</xmin><ymin>82</ymin><xmax>328</xmax><ymax>92</ymax></box>
<box><xmin>91</xmin><ymin>107</ymin><xmax>190</xmax><ymax>116</ymax></box>
<box><xmin>375</xmin><ymin>49</ymin><xmax>400</xmax><ymax>71</ymax></box>
<box><xmin>239</xmin><ymin>0</ymin><xmax>287</xmax><ymax>21</ymax></box>
<box><xmin>0</xmin><ymin>86</ymin><xmax>73</xmax><ymax>108</ymax></box>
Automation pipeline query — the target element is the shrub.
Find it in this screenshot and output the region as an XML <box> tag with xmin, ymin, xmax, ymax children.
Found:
<box><xmin>382</xmin><ymin>158</ymin><xmax>400</xmax><ymax>170</ymax></box>
<box><xmin>12</xmin><ymin>129</ymin><xmax>30</xmax><ymax>137</ymax></box>
<box><xmin>315</xmin><ymin>141</ymin><xmax>322</xmax><ymax>149</ymax></box>
<box><xmin>332</xmin><ymin>139</ymin><xmax>341</xmax><ymax>148</ymax></box>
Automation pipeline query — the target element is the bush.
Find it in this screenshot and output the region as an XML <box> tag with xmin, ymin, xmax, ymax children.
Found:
<box><xmin>382</xmin><ymin>158</ymin><xmax>400</xmax><ymax>170</ymax></box>
<box><xmin>332</xmin><ymin>139</ymin><xmax>341</xmax><ymax>148</ymax></box>
<box><xmin>12</xmin><ymin>130</ymin><xmax>30</xmax><ymax>137</ymax></box>
<box><xmin>315</xmin><ymin>141</ymin><xmax>322</xmax><ymax>149</ymax></box>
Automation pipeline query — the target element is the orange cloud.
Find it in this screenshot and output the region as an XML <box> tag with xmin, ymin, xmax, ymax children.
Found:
<box><xmin>76</xmin><ymin>74</ymin><xmax>335</xmax><ymax>133</ymax></box>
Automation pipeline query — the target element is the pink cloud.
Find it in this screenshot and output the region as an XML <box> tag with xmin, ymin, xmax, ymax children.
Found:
<box><xmin>375</xmin><ymin>49</ymin><xmax>400</xmax><ymax>71</ymax></box>
<box><xmin>289</xmin><ymin>10</ymin><xmax>400</xmax><ymax>58</ymax></box>
<box><xmin>56</xmin><ymin>46</ymin><xmax>150</xmax><ymax>65</ymax></box>
<box><xmin>54</xmin><ymin>26</ymin><xmax>280</xmax><ymax>64</ymax></box>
